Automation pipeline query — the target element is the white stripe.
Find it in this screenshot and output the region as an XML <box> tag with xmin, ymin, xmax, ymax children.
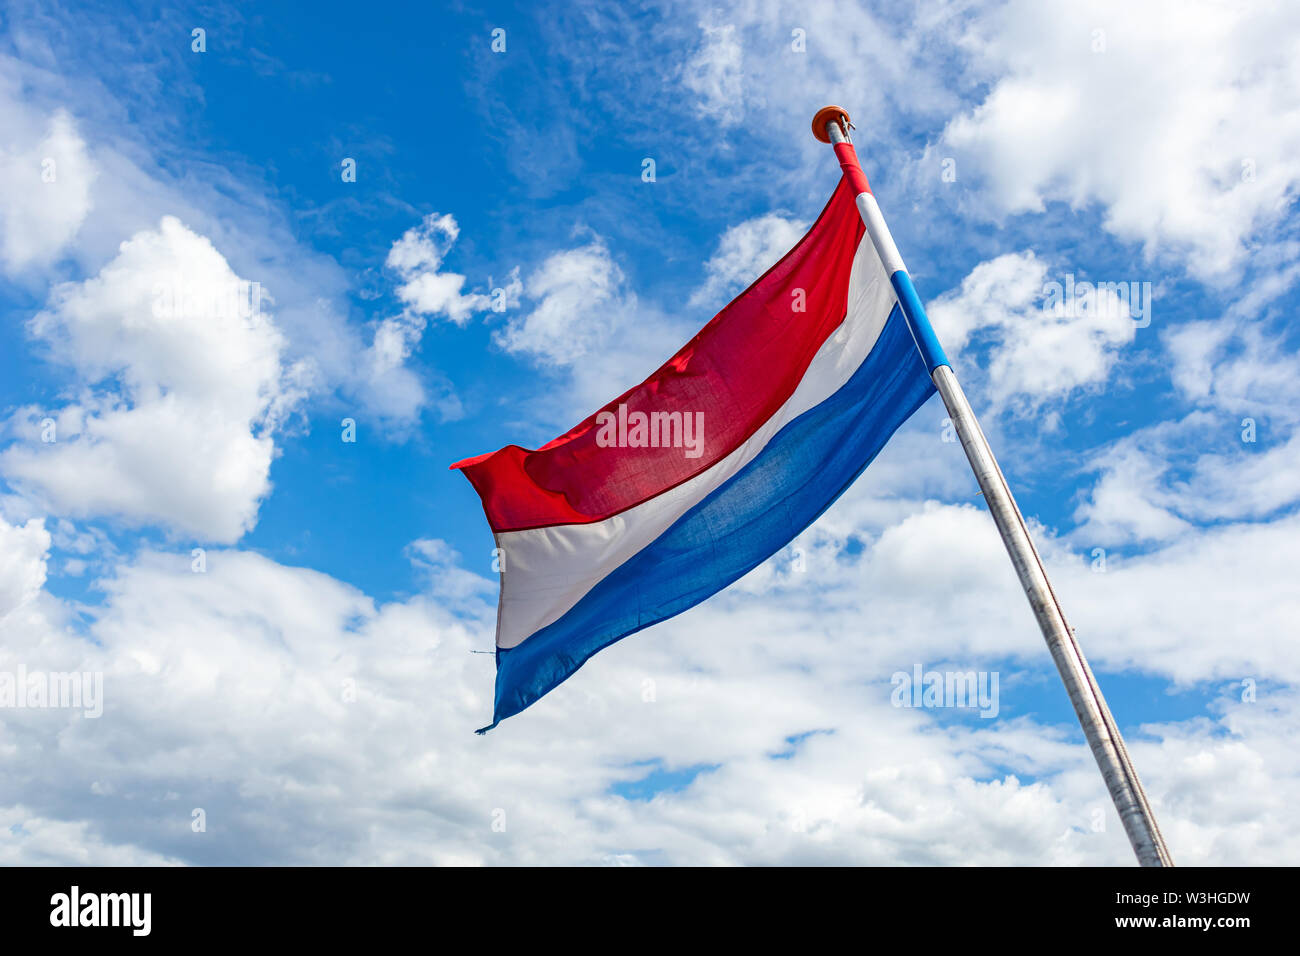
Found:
<box><xmin>855</xmin><ymin>193</ymin><xmax>905</xmax><ymax>276</ymax></box>
<box><xmin>493</xmin><ymin>235</ymin><xmax>897</xmax><ymax>649</ymax></box>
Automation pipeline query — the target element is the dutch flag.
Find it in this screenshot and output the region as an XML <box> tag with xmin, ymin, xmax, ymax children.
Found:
<box><xmin>453</xmin><ymin>139</ymin><xmax>940</xmax><ymax>732</ymax></box>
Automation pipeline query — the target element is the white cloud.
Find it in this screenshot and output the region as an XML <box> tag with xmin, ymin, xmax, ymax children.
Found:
<box><xmin>1169</xmin><ymin>431</ymin><xmax>1300</xmax><ymax>523</ymax></box>
<box><xmin>386</xmin><ymin>213</ymin><xmax>513</xmax><ymax>326</ymax></box>
<box><xmin>485</xmin><ymin>236</ymin><xmax>702</xmax><ymax>434</ymax></box>
<box><xmin>0</xmin><ymin>806</ymin><xmax>180</xmax><ymax>866</ymax></box>
<box><xmin>405</xmin><ymin>537</ymin><xmax>497</xmax><ymax>604</ymax></box>
<box><xmin>0</xmin><ymin>107</ymin><xmax>94</xmax><ymax>273</ymax></box>
<box><xmin>387</xmin><ymin>213</ymin><xmax>460</xmax><ymax>276</ymax></box>
<box><xmin>690</xmin><ymin>212</ymin><xmax>809</xmax><ymax>308</ymax></box>
<box><xmin>1165</xmin><ymin>318</ymin><xmax>1300</xmax><ymax>422</ymax></box>
<box><xmin>495</xmin><ymin>237</ymin><xmax>630</xmax><ymax>368</ymax></box>
<box><xmin>0</xmin><ymin>516</ymin><xmax>49</xmax><ymax>619</ymax></box>
<box><xmin>0</xmin><ymin>52</ymin><xmax>459</xmax><ymax>433</ymax></box>
<box><xmin>351</xmin><ymin>311</ymin><xmax>467</xmax><ymax>430</ymax></box>
<box><xmin>928</xmin><ymin>250</ymin><xmax>1046</xmax><ymax>354</ymax></box>
<box><xmin>1072</xmin><ymin>443</ymin><xmax>1195</xmax><ymax>547</ymax></box>
<box><xmin>1064</xmin><ymin>511</ymin><xmax>1300</xmax><ymax>687</ymax></box>
<box><xmin>939</xmin><ymin>0</ymin><xmax>1300</xmax><ymax>274</ymax></box>
<box><xmin>1</xmin><ymin>216</ymin><xmax>305</xmax><ymax>542</ymax></box>
<box><xmin>928</xmin><ymin>251</ymin><xmax>1136</xmax><ymax>407</ymax></box>
<box><xmin>1074</xmin><ymin>414</ymin><xmax>1300</xmax><ymax>546</ymax></box>
<box><xmin>682</xmin><ymin>23</ymin><xmax>746</xmax><ymax>127</ymax></box>
<box><xmin>669</xmin><ymin>2</ymin><xmax>964</xmax><ymax>174</ymax></box>
<box><xmin>346</xmin><ymin>213</ymin><xmax>521</xmax><ymax>428</ymax></box>
<box><xmin>2</xmin><ymin>494</ymin><xmax>1300</xmax><ymax>864</ymax></box>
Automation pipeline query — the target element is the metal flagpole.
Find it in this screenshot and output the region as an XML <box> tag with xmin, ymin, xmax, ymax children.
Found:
<box><xmin>812</xmin><ymin>106</ymin><xmax>1173</xmax><ymax>867</ymax></box>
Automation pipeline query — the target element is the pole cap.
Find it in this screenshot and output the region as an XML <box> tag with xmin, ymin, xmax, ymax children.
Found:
<box><xmin>812</xmin><ymin>105</ymin><xmax>850</xmax><ymax>143</ymax></box>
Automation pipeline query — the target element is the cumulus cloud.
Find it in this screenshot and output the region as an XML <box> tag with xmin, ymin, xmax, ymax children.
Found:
<box><xmin>352</xmin><ymin>311</ymin><xmax>467</xmax><ymax>430</ymax></box>
<box><xmin>1064</xmin><ymin>511</ymin><xmax>1300</xmax><ymax>686</ymax></box>
<box><xmin>1</xmin><ymin>216</ymin><xmax>306</xmax><ymax>542</ymax></box>
<box><xmin>690</xmin><ymin>212</ymin><xmax>808</xmax><ymax>308</ymax></box>
<box><xmin>2</xmin><ymin>491</ymin><xmax>1299</xmax><ymax>864</ymax></box>
<box><xmin>1072</xmin><ymin>443</ymin><xmax>1195</xmax><ymax>547</ymax></box>
<box><xmin>0</xmin><ymin>108</ymin><xmax>95</xmax><ymax>273</ymax></box>
<box><xmin>386</xmin><ymin>213</ymin><xmax>515</xmax><ymax>326</ymax></box>
<box><xmin>1074</xmin><ymin>414</ymin><xmax>1300</xmax><ymax>546</ymax></box>
<box><xmin>1075</xmin><ymin>283</ymin><xmax>1300</xmax><ymax>550</ymax></box>
<box><xmin>486</xmin><ymin>235</ymin><xmax>700</xmax><ymax>430</ymax></box>
<box><xmin>1165</xmin><ymin>318</ymin><xmax>1300</xmax><ymax>422</ymax></box>
<box><xmin>939</xmin><ymin>0</ymin><xmax>1300</xmax><ymax>274</ymax></box>
<box><xmin>0</xmin><ymin>516</ymin><xmax>49</xmax><ymax>619</ymax></box>
<box><xmin>346</xmin><ymin>212</ymin><xmax>520</xmax><ymax>429</ymax></box>
<box><xmin>0</xmin><ymin>52</ymin><xmax>462</xmax><ymax>435</ymax></box>
<box><xmin>928</xmin><ymin>251</ymin><xmax>1137</xmax><ymax>408</ymax></box>
<box><xmin>0</xmin><ymin>806</ymin><xmax>180</xmax><ymax>866</ymax></box>
<box><xmin>494</xmin><ymin>237</ymin><xmax>631</xmax><ymax>368</ymax></box>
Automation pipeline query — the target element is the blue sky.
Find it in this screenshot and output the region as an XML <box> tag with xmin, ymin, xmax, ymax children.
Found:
<box><xmin>1</xmin><ymin>0</ymin><xmax>1298</xmax><ymax>865</ymax></box>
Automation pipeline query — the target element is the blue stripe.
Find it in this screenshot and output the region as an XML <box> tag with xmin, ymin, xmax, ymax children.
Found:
<box><xmin>889</xmin><ymin>270</ymin><xmax>949</xmax><ymax>372</ymax></box>
<box><xmin>479</xmin><ymin>306</ymin><xmax>935</xmax><ymax>731</ymax></box>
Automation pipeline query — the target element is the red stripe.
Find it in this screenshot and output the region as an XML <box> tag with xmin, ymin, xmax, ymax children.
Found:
<box><xmin>833</xmin><ymin>142</ymin><xmax>872</xmax><ymax>197</ymax></box>
<box><xmin>451</xmin><ymin>176</ymin><xmax>865</xmax><ymax>533</ymax></box>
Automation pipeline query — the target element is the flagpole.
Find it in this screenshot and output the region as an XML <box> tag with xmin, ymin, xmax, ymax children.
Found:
<box><xmin>813</xmin><ymin>106</ymin><xmax>1173</xmax><ymax>867</ymax></box>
